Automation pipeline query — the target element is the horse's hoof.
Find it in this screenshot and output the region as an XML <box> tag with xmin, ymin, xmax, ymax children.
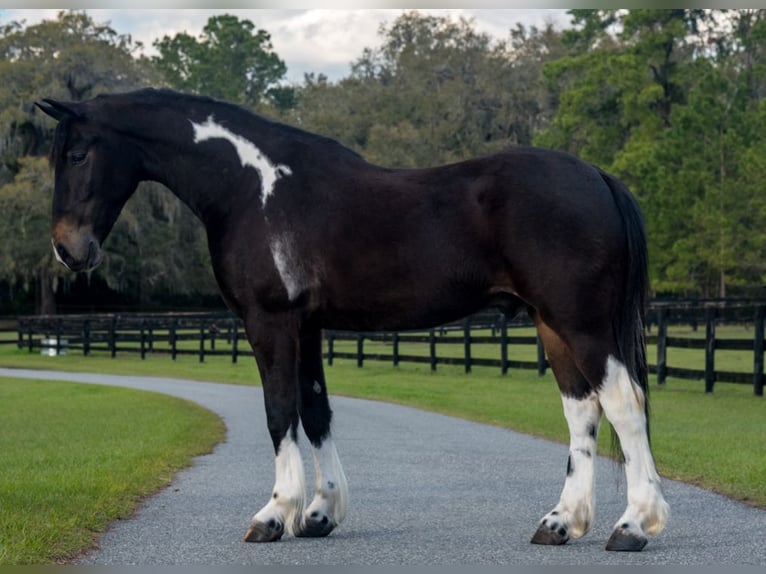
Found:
<box><xmin>295</xmin><ymin>513</ymin><xmax>336</xmax><ymax>538</ymax></box>
<box><xmin>530</xmin><ymin>520</ymin><xmax>569</xmax><ymax>545</ymax></box>
<box><xmin>605</xmin><ymin>529</ymin><xmax>647</xmax><ymax>552</ymax></box>
<box><xmin>243</xmin><ymin>519</ymin><xmax>284</xmax><ymax>542</ymax></box>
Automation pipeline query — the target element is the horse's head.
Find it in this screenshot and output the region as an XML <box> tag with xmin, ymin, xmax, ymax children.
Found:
<box><xmin>36</xmin><ymin>97</ymin><xmax>142</xmax><ymax>272</ymax></box>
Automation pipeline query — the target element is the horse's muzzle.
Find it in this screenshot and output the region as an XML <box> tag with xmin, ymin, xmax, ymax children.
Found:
<box><xmin>52</xmin><ymin>237</ymin><xmax>103</xmax><ymax>272</ymax></box>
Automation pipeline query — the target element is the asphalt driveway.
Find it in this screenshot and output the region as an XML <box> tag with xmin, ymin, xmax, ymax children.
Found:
<box><xmin>1</xmin><ymin>367</ymin><xmax>763</xmax><ymax>565</ymax></box>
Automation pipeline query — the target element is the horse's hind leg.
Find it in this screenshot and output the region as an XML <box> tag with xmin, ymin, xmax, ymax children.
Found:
<box><xmin>531</xmin><ymin>319</ymin><xmax>602</xmax><ymax>546</ymax></box>
<box><xmin>560</xmin><ymin>328</ymin><xmax>669</xmax><ymax>551</ymax></box>
<box><xmin>295</xmin><ymin>327</ymin><xmax>348</xmax><ymax>537</ymax></box>
<box><xmin>598</xmin><ymin>356</ymin><xmax>669</xmax><ymax>551</ymax></box>
<box><xmin>243</xmin><ymin>316</ymin><xmax>307</xmax><ymax>542</ymax></box>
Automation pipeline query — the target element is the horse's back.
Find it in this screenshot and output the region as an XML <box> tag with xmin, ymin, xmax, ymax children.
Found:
<box><xmin>306</xmin><ymin>147</ymin><xmax>630</xmax><ymax>331</ymax></box>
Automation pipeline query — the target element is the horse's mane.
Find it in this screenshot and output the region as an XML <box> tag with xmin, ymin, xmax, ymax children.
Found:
<box><xmin>95</xmin><ymin>87</ymin><xmax>366</xmax><ymax>162</ymax></box>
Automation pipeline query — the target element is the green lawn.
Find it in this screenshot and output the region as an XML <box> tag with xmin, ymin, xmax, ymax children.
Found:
<box><xmin>0</xmin><ymin>376</ymin><xmax>224</xmax><ymax>565</ymax></box>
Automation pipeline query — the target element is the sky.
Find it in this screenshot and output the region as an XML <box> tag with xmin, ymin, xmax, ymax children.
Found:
<box><xmin>0</xmin><ymin>9</ymin><xmax>571</xmax><ymax>84</ymax></box>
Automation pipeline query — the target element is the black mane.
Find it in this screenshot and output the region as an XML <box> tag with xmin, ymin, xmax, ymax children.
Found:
<box><xmin>97</xmin><ymin>87</ymin><xmax>366</xmax><ymax>162</ymax></box>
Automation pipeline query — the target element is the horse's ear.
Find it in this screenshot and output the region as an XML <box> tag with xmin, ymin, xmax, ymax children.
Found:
<box><xmin>35</xmin><ymin>98</ymin><xmax>83</xmax><ymax>122</ymax></box>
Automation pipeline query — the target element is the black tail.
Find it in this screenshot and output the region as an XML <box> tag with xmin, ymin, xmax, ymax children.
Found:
<box><xmin>598</xmin><ymin>168</ymin><xmax>651</xmax><ymax>443</ymax></box>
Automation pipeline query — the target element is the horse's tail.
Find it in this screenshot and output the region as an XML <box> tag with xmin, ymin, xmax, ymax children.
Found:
<box><xmin>598</xmin><ymin>168</ymin><xmax>651</xmax><ymax>444</ymax></box>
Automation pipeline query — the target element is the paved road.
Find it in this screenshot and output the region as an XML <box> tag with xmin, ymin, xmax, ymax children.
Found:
<box><xmin>2</xmin><ymin>367</ymin><xmax>764</xmax><ymax>565</ymax></box>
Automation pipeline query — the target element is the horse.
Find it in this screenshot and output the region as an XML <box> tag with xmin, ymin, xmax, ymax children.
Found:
<box><xmin>37</xmin><ymin>88</ymin><xmax>669</xmax><ymax>552</ymax></box>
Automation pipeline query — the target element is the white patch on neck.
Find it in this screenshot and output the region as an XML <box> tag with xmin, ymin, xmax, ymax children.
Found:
<box><xmin>191</xmin><ymin>115</ymin><xmax>292</xmax><ymax>207</ymax></box>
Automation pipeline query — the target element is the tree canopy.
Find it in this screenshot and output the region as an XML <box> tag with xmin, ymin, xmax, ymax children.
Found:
<box><xmin>0</xmin><ymin>9</ymin><xmax>764</xmax><ymax>314</ymax></box>
<box><xmin>151</xmin><ymin>14</ymin><xmax>293</xmax><ymax>110</ymax></box>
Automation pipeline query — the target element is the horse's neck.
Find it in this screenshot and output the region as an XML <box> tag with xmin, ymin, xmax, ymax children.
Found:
<box><xmin>138</xmin><ymin>105</ymin><xmax>270</xmax><ymax>226</ymax></box>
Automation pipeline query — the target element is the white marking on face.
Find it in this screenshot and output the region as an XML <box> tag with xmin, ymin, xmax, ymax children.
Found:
<box><xmin>305</xmin><ymin>437</ymin><xmax>348</xmax><ymax>527</ymax></box>
<box><xmin>270</xmin><ymin>233</ymin><xmax>304</xmax><ymax>301</ymax></box>
<box><xmin>313</xmin><ymin>380</ymin><xmax>322</xmax><ymax>394</ymax></box>
<box><xmin>51</xmin><ymin>238</ymin><xmax>69</xmax><ymax>269</ymax></box>
<box><xmin>252</xmin><ymin>434</ymin><xmax>306</xmax><ymax>536</ymax></box>
<box><xmin>191</xmin><ymin>115</ymin><xmax>292</xmax><ymax>207</ymax></box>
<box><xmin>599</xmin><ymin>356</ymin><xmax>669</xmax><ymax>537</ymax></box>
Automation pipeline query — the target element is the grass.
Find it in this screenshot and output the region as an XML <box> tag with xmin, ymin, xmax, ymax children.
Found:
<box><xmin>1</xmin><ymin>342</ymin><xmax>764</xmax><ymax>511</ymax></box>
<box><xmin>0</xmin><ymin>376</ymin><xmax>225</xmax><ymax>565</ymax></box>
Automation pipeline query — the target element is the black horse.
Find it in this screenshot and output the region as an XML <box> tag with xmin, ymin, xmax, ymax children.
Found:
<box><xmin>37</xmin><ymin>88</ymin><xmax>668</xmax><ymax>552</ymax></box>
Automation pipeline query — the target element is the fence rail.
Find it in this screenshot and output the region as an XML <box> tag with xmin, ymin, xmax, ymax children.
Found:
<box><xmin>8</xmin><ymin>300</ymin><xmax>766</xmax><ymax>396</ymax></box>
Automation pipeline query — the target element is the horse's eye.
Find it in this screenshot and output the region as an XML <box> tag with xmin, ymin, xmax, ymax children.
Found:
<box><xmin>69</xmin><ymin>150</ymin><xmax>88</xmax><ymax>166</ymax></box>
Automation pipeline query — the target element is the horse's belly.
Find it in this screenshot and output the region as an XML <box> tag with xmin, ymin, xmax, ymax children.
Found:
<box><xmin>319</xmin><ymin>274</ymin><xmax>493</xmax><ymax>331</ymax></box>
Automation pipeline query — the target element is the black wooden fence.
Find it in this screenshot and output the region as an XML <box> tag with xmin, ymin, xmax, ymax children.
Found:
<box><xmin>15</xmin><ymin>313</ymin><xmax>243</xmax><ymax>363</ymax></box>
<box><xmin>649</xmin><ymin>302</ymin><xmax>765</xmax><ymax>396</ymax></box>
<box><xmin>8</xmin><ymin>300</ymin><xmax>766</xmax><ymax>396</ymax></box>
<box><xmin>324</xmin><ymin>313</ymin><xmax>548</xmax><ymax>375</ymax></box>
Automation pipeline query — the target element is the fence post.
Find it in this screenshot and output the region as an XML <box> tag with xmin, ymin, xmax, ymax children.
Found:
<box><xmin>356</xmin><ymin>333</ymin><xmax>364</xmax><ymax>368</ymax></box>
<box><xmin>500</xmin><ymin>314</ymin><xmax>508</xmax><ymax>376</ymax></box>
<box><xmin>536</xmin><ymin>334</ymin><xmax>547</xmax><ymax>376</ymax></box>
<box><xmin>705</xmin><ymin>307</ymin><xmax>716</xmax><ymax>393</ymax></box>
<box><xmin>231</xmin><ymin>319</ymin><xmax>239</xmax><ymax>364</ymax></box>
<box><xmin>463</xmin><ymin>318</ymin><xmax>471</xmax><ymax>374</ymax></box>
<box><xmin>657</xmin><ymin>308</ymin><xmax>667</xmax><ymax>386</ymax></box>
<box><xmin>392</xmin><ymin>332</ymin><xmax>399</xmax><ymax>366</ymax></box>
<box><xmin>140</xmin><ymin>319</ymin><xmax>146</xmax><ymax>360</ymax></box>
<box><xmin>171</xmin><ymin>319</ymin><xmax>178</xmax><ymax>361</ymax></box>
<box><xmin>429</xmin><ymin>329</ymin><xmax>437</xmax><ymax>372</ymax></box>
<box><xmin>148</xmin><ymin>325</ymin><xmax>154</xmax><ymax>353</ymax></box>
<box><xmin>17</xmin><ymin>320</ymin><xmax>23</xmax><ymax>349</ymax></box>
<box><xmin>54</xmin><ymin>318</ymin><xmax>62</xmax><ymax>356</ymax></box>
<box><xmin>27</xmin><ymin>323</ymin><xmax>33</xmax><ymax>352</ymax></box>
<box><xmin>109</xmin><ymin>316</ymin><xmax>117</xmax><ymax>358</ymax></box>
<box><xmin>754</xmin><ymin>306</ymin><xmax>764</xmax><ymax>397</ymax></box>
<box><xmin>83</xmin><ymin>319</ymin><xmax>91</xmax><ymax>356</ymax></box>
<box><xmin>326</xmin><ymin>331</ymin><xmax>334</xmax><ymax>366</ymax></box>
<box><xmin>199</xmin><ymin>319</ymin><xmax>205</xmax><ymax>363</ymax></box>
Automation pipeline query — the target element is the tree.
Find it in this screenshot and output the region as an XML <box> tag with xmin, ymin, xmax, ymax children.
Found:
<box><xmin>0</xmin><ymin>10</ymin><xmax>160</xmax><ymax>313</ymax></box>
<box><xmin>0</xmin><ymin>10</ymin><xmax>218</xmax><ymax>313</ymax></box>
<box><xmin>0</xmin><ymin>10</ymin><xmax>156</xmax><ymax>180</ymax></box>
<box><xmin>0</xmin><ymin>157</ymin><xmax>68</xmax><ymax>314</ymax></box>
<box><xmin>638</xmin><ymin>11</ymin><xmax>766</xmax><ymax>296</ymax></box>
<box><xmin>152</xmin><ymin>14</ymin><xmax>291</xmax><ymax>109</ymax></box>
<box><xmin>290</xmin><ymin>12</ymin><xmax>565</xmax><ymax>168</ymax></box>
<box><xmin>535</xmin><ymin>9</ymin><xmax>766</xmax><ymax>297</ymax></box>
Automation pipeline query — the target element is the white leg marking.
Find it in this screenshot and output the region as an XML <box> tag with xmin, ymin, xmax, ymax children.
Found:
<box><xmin>304</xmin><ymin>437</ymin><xmax>349</xmax><ymax>531</ymax></box>
<box><xmin>191</xmin><ymin>115</ymin><xmax>292</xmax><ymax>206</ymax></box>
<box><xmin>269</xmin><ymin>233</ymin><xmax>305</xmax><ymax>301</ymax></box>
<box><xmin>540</xmin><ymin>393</ymin><xmax>601</xmax><ymax>540</ymax></box>
<box><xmin>599</xmin><ymin>356</ymin><xmax>669</xmax><ymax>537</ymax></box>
<box><xmin>252</xmin><ymin>434</ymin><xmax>306</xmax><ymax>536</ymax></box>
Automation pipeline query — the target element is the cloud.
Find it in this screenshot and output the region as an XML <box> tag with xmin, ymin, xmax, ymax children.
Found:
<box><xmin>0</xmin><ymin>9</ymin><xmax>571</xmax><ymax>83</ymax></box>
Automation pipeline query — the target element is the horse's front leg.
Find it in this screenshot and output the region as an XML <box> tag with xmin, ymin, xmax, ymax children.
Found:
<box><xmin>243</xmin><ymin>318</ymin><xmax>306</xmax><ymax>543</ymax></box>
<box><xmin>295</xmin><ymin>327</ymin><xmax>348</xmax><ymax>537</ymax></box>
